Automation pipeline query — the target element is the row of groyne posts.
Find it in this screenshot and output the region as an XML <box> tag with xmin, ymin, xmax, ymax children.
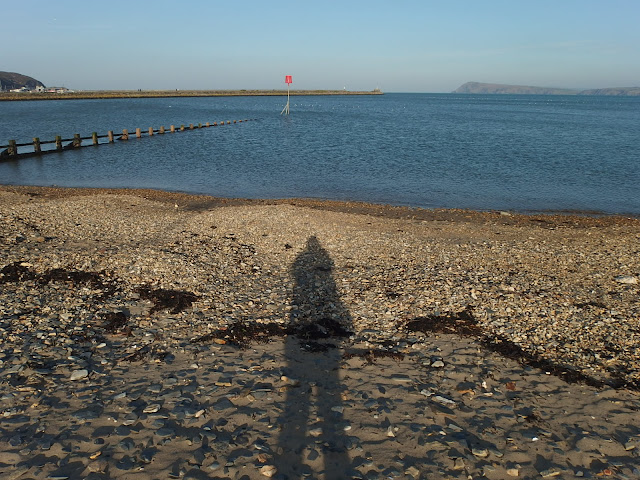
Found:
<box><xmin>0</xmin><ymin>118</ymin><xmax>255</xmax><ymax>160</ymax></box>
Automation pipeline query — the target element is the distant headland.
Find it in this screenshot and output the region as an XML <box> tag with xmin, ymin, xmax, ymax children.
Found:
<box><xmin>454</xmin><ymin>81</ymin><xmax>640</xmax><ymax>96</ymax></box>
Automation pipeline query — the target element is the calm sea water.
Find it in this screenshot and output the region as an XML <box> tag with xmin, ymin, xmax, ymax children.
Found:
<box><xmin>1</xmin><ymin>93</ymin><xmax>639</xmax><ymax>215</ymax></box>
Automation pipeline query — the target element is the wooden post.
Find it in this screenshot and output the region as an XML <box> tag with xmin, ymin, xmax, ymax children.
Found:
<box><xmin>205</xmin><ymin>122</ymin><xmax>210</xmax><ymax>127</ymax></box>
<box><xmin>189</xmin><ymin>124</ymin><xmax>194</xmax><ymax>130</ymax></box>
<box><xmin>92</xmin><ymin>132</ymin><xmax>98</xmax><ymax>145</ymax></box>
<box><xmin>233</xmin><ymin>120</ymin><xmax>237</xmax><ymax>123</ymax></box>
<box><xmin>135</xmin><ymin>128</ymin><xmax>141</xmax><ymax>138</ymax></box>
<box><xmin>180</xmin><ymin>125</ymin><xmax>185</xmax><ymax>131</ymax></box>
<box><xmin>73</xmin><ymin>134</ymin><xmax>81</xmax><ymax>148</ymax></box>
<box><xmin>108</xmin><ymin>131</ymin><xmax>114</xmax><ymax>143</ymax></box>
<box><xmin>159</xmin><ymin>126</ymin><xmax>165</xmax><ymax>134</ymax></box>
<box><xmin>33</xmin><ymin>137</ymin><xmax>41</xmax><ymax>154</ymax></box>
<box><xmin>148</xmin><ymin>127</ymin><xmax>154</xmax><ymax>136</ymax></box>
<box><xmin>55</xmin><ymin>136</ymin><xmax>62</xmax><ymax>150</ymax></box>
<box><xmin>121</xmin><ymin>129</ymin><xmax>129</xmax><ymax>140</ymax></box>
<box><xmin>170</xmin><ymin>125</ymin><xmax>175</xmax><ymax>133</ymax></box>
<box><xmin>198</xmin><ymin>123</ymin><xmax>202</xmax><ymax>128</ymax></box>
<box><xmin>8</xmin><ymin>140</ymin><xmax>17</xmax><ymax>156</ymax></box>
<box><xmin>213</xmin><ymin>122</ymin><xmax>217</xmax><ymax>126</ymax></box>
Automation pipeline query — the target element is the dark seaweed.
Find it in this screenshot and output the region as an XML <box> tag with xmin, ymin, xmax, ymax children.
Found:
<box><xmin>0</xmin><ymin>262</ymin><xmax>118</xmax><ymax>298</ymax></box>
<box><xmin>191</xmin><ymin>317</ymin><xmax>352</xmax><ymax>350</ymax></box>
<box><xmin>401</xmin><ymin>307</ymin><xmax>639</xmax><ymax>391</ymax></box>
<box><xmin>103</xmin><ymin>311</ymin><xmax>130</xmax><ymax>335</ymax></box>
<box><xmin>136</xmin><ymin>287</ymin><xmax>199</xmax><ymax>314</ymax></box>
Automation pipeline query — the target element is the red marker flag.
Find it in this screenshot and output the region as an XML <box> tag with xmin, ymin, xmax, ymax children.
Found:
<box><xmin>285</xmin><ymin>75</ymin><xmax>292</xmax><ymax>84</ymax></box>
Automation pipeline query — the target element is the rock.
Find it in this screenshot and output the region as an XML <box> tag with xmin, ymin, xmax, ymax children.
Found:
<box><xmin>615</xmin><ymin>275</ymin><xmax>637</xmax><ymax>284</ymax></box>
<box><xmin>405</xmin><ymin>465</ymin><xmax>420</xmax><ymax>478</ymax></box>
<box><xmin>452</xmin><ymin>458</ymin><xmax>466</xmax><ymax>470</ymax></box>
<box><xmin>259</xmin><ymin>465</ymin><xmax>277</xmax><ymax>477</ymax></box>
<box><xmin>471</xmin><ymin>447</ymin><xmax>489</xmax><ymax>458</ymax></box>
<box><xmin>141</xmin><ymin>448</ymin><xmax>156</xmax><ymax>463</ymax></box>
<box><xmin>213</xmin><ymin>398</ymin><xmax>235</xmax><ymax>411</ymax></box>
<box><xmin>156</xmin><ymin>427</ymin><xmax>175</xmax><ymax>437</ymax></box>
<box><xmin>87</xmin><ymin>459</ymin><xmax>108</xmax><ymax>473</ymax></box>
<box><xmin>70</xmin><ymin>369</ymin><xmax>89</xmax><ymax>380</ymax></box>
<box><xmin>143</xmin><ymin>404</ymin><xmax>161</xmax><ymax>413</ymax></box>
<box><xmin>507</xmin><ymin>468</ymin><xmax>519</xmax><ymax>477</ymax></box>
<box><xmin>539</xmin><ymin>468</ymin><xmax>561</xmax><ymax>477</ymax></box>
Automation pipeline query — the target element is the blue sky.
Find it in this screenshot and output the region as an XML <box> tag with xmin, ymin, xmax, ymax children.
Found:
<box><xmin>3</xmin><ymin>0</ymin><xmax>639</xmax><ymax>92</ymax></box>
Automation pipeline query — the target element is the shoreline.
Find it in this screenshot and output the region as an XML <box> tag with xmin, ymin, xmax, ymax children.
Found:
<box><xmin>2</xmin><ymin>184</ymin><xmax>639</xmax><ymax>225</ymax></box>
<box><xmin>1</xmin><ymin>184</ymin><xmax>639</xmax><ymax>478</ymax></box>
<box><xmin>0</xmin><ymin>89</ymin><xmax>383</xmax><ymax>102</ymax></box>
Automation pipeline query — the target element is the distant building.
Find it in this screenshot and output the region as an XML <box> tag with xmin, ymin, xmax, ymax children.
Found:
<box><xmin>45</xmin><ymin>87</ymin><xmax>72</xmax><ymax>93</ymax></box>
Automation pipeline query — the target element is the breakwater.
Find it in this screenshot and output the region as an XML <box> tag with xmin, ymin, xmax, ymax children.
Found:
<box><xmin>0</xmin><ymin>119</ymin><xmax>254</xmax><ymax>160</ymax></box>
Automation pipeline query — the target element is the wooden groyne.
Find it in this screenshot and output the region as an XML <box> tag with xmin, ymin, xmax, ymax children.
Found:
<box><xmin>0</xmin><ymin>118</ymin><xmax>255</xmax><ymax>161</ymax></box>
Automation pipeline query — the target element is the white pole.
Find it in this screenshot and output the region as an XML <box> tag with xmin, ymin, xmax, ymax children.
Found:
<box><xmin>281</xmin><ymin>76</ymin><xmax>291</xmax><ymax>115</ymax></box>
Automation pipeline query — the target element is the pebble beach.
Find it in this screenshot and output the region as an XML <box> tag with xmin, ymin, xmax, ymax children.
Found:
<box><xmin>1</xmin><ymin>185</ymin><xmax>639</xmax><ymax>479</ymax></box>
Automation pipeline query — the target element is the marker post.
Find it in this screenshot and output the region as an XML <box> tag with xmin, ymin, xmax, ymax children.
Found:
<box><xmin>281</xmin><ymin>75</ymin><xmax>292</xmax><ymax>115</ymax></box>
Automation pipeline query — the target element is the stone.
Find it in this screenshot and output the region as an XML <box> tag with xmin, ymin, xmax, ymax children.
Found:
<box><xmin>87</xmin><ymin>459</ymin><xmax>108</xmax><ymax>473</ymax></box>
<box><xmin>471</xmin><ymin>447</ymin><xmax>489</xmax><ymax>458</ymax></box>
<box><xmin>405</xmin><ymin>465</ymin><xmax>420</xmax><ymax>478</ymax></box>
<box><xmin>260</xmin><ymin>465</ymin><xmax>277</xmax><ymax>477</ymax></box>
<box><xmin>70</xmin><ymin>369</ymin><xmax>89</xmax><ymax>380</ymax></box>
<box><xmin>143</xmin><ymin>404</ymin><xmax>161</xmax><ymax>413</ymax></box>
<box><xmin>615</xmin><ymin>275</ymin><xmax>637</xmax><ymax>284</ymax></box>
<box><xmin>539</xmin><ymin>469</ymin><xmax>561</xmax><ymax>477</ymax></box>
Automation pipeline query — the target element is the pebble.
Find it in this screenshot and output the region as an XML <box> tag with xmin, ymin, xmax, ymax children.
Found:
<box><xmin>143</xmin><ymin>403</ymin><xmax>161</xmax><ymax>413</ymax></box>
<box><xmin>471</xmin><ymin>447</ymin><xmax>489</xmax><ymax>458</ymax></box>
<box><xmin>405</xmin><ymin>465</ymin><xmax>420</xmax><ymax>478</ymax></box>
<box><xmin>87</xmin><ymin>459</ymin><xmax>108</xmax><ymax>473</ymax></box>
<box><xmin>260</xmin><ymin>465</ymin><xmax>278</xmax><ymax>477</ymax></box>
<box><xmin>540</xmin><ymin>468</ymin><xmax>561</xmax><ymax>477</ymax></box>
<box><xmin>615</xmin><ymin>275</ymin><xmax>638</xmax><ymax>284</ymax></box>
<box><xmin>70</xmin><ymin>369</ymin><xmax>89</xmax><ymax>380</ymax></box>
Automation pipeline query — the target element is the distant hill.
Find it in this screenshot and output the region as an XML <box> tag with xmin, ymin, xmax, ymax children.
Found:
<box><xmin>578</xmin><ymin>87</ymin><xmax>640</xmax><ymax>96</ymax></box>
<box><xmin>454</xmin><ymin>82</ymin><xmax>577</xmax><ymax>95</ymax></box>
<box><xmin>454</xmin><ymin>82</ymin><xmax>640</xmax><ymax>96</ymax></box>
<box><xmin>0</xmin><ymin>71</ymin><xmax>45</xmax><ymax>91</ymax></box>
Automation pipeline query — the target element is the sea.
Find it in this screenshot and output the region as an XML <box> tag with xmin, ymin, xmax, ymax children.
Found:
<box><xmin>1</xmin><ymin>93</ymin><xmax>639</xmax><ymax>215</ymax></box>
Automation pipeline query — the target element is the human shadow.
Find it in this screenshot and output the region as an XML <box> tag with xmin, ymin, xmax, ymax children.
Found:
<box><xmin>275</xmin><ymin>236</ymin><xmax>353</xmax><ymax>479</ymax></box>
